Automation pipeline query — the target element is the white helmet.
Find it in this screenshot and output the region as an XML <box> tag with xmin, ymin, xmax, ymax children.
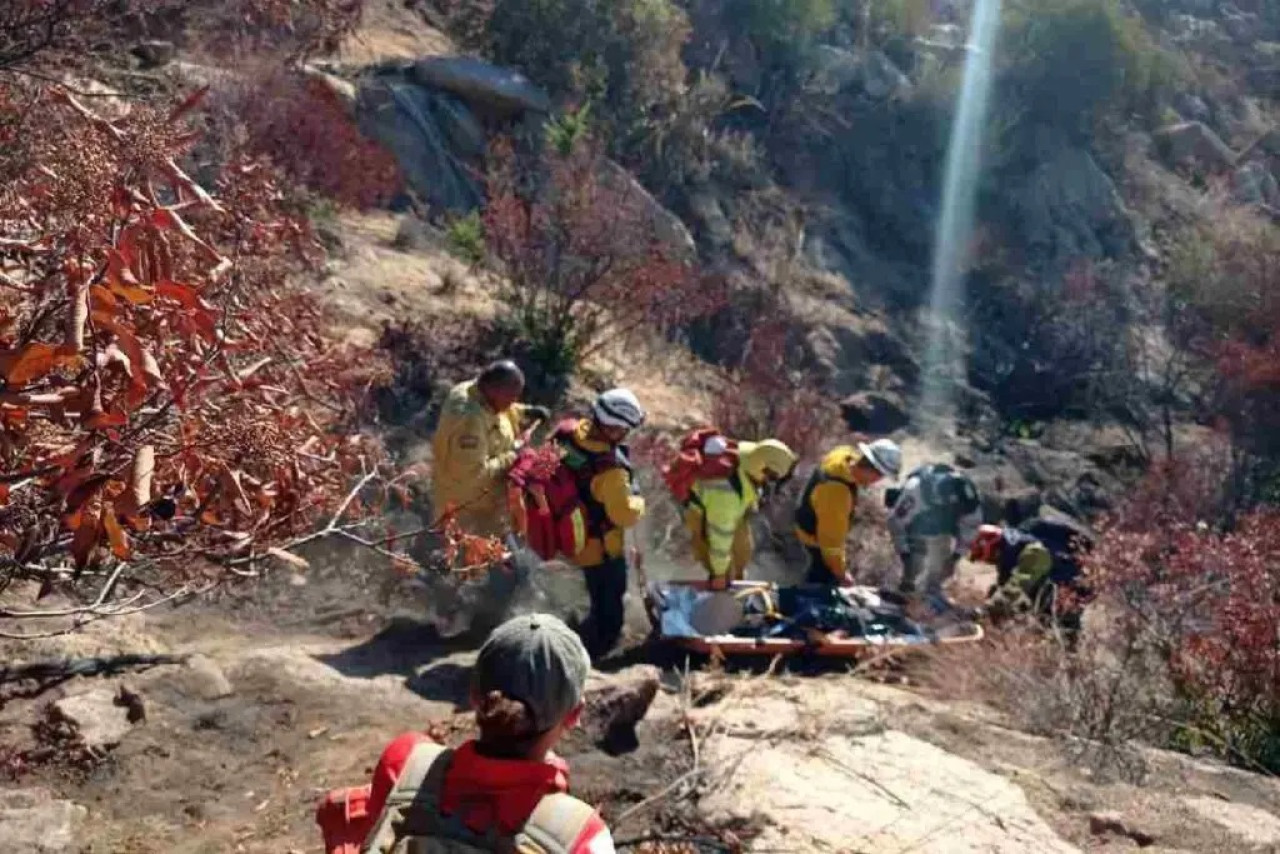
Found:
<box><xmin>858</xmin><ymin>438</ymin><xmax>902</xmax><ymax>480</ymax></box>
<box><xmin>592</xmin><ymin>388</ymin><xmax>646</xmax><ymax>430</ymax></box>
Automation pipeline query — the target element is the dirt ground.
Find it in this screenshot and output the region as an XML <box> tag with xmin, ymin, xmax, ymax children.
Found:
<box><xmin>5</xmin><ymin>538</ymin><xmax>1280</xmax><ymax>854</ymax></box>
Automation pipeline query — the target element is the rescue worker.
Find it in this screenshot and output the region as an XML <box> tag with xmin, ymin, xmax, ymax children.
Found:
<box><xmin>361</xmin><ymin>613</ymin><xmax>615</xmax><ymax>853</ymax></box>
<box><xmin>969</xmin><ymin>523</ymin><xmax>1087</xmax><ymax>644</ymax></box>
<box><xmin>886</xmin><ymin>462</ymin><xmax>983</xmax><ymax>613</ymax></box>
<box><xmin>683</xmin><ymin>438</ymin><xmax>798</xmax><ymax>590</ymax></box>
<box><xmin>794</xmin><ymin>439</ymin><xmax>903</xmax><ymax>586</ymax></box>
<box><xmin>555</xmin><ymin>388</ymin><xmax>647</xmax><ymax>661</ymax></box>
<box><xmin>430</xmin><ymin>360</ymin><xmax>550</xmax><ymax>537</ymax></box>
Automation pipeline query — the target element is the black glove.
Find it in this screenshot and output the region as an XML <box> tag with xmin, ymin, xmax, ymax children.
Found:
<box><xmin>523</xmin><ymin>405</ymin><xmax>551</xmax><ymax>425</ymax></box>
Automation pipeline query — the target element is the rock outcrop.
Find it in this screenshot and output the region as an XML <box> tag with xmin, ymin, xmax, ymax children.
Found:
<box><xmin>0</xmin><ymin>788</ymin><xmax>87</xmax><ymax>853</ymax></box>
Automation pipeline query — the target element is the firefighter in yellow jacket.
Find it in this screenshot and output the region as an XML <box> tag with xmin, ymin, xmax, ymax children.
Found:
<box><xmin>794</xmin><ymin>439</ymin><xmax>902</xmax><ymax>585</ymax></box>
<box><xmin>684</xmin><ymin>439</ymin><xmax>798</xmax><ymax>589</ymax></box>
<box><xmin>431</xmin><ymin>361</ymin><xmax>549</xmax><ymax>537</ymax></box>
<box><xmin>554</xmin><ymin>388</ymin><xmax>648</xmax><ymax>661</ymax></box>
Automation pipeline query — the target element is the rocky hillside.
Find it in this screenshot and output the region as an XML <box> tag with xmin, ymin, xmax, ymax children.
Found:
<box><xmin>295</xmin><ymin>0</ymin><xmax>1275</xmax><ymax>516</ymax></box>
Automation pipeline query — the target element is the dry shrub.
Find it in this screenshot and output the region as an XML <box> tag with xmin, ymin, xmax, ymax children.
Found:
<box><xmin>927</xmin><ymin>442</ymin><xmax>1280</xmax><ymax>779</ymax></box>
<box><xmin>483</xmin><ymin>136</ymin><xmax>723</xmax><ymax>402</ymax></box>
<box><xmin>707</xmin><ymin>289</ymin><xmax>841</xmax><ymax>462</ymax></box>
<box><xmin>214</xmin><ymin>66</ymin><xmax>402</xmax><ymax>210</ymax></box>
<box><xmin>921</xmin><ymin>619</ymin><xmax>1176</xmax><ymax>782</ymax></box>
<box><xmin>0</xmin><ymin>80</ymin><xmax>394</xmax><ymax>626</ymax></box>
<box><xmin>370</xmin><ymin>315</ymin><xmax>489</xmax><ymax>432</ymax></box>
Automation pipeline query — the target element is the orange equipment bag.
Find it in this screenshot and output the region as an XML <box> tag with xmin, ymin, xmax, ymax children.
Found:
<box><xmin>663</xmin><ymin>427</ymin><xmax>739</xmax><ymax>504</ymax></box>
<box><xmin>315</xmin><ymin>784</ymin><xmax>375</xmax><ymax>854</ymax></box>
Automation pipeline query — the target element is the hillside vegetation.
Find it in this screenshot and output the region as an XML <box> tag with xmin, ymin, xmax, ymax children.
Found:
<box><xmin>2</xmin><ymin>1</ymin><xmax>1280</xmax><ymax>847</ymax></box>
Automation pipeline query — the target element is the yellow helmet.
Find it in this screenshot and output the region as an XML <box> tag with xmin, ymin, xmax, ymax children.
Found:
<box><xmin>738</xmin><ymin>439</ymin><xmax>798</xmax><ymax>483</ymax></box>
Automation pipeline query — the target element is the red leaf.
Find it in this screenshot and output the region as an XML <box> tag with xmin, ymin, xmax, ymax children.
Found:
<box><xmin>84</xmin><ymin>409</ymin><xmax>127</xmax><ymax>430</ymax></box>
<box><xmin>105</xmin><ymin>248</ymin><xmax>139</xmax><ymax>287</ymax></box>
<box><xmin>102</xmin><ymin>509</ymin><xmax>130</xmax><ymax>560</ymax></box>
<box><xmin>168</xmin><ymin>85</ymin><xmax>209</xmax><ymax>123</ymax></box>
<box><xmin>90</xmin><ymin>285</ymin><xmax>119</xmax><ymax>312</ymax></box>
<box><xmin>64</xmin><ymin>473</ymin><xmax>109</xmax><ymax>514</ymax></box>
<box><xmin>6</xmin><ymin>342</ymin><xmax>58</xmax><ymax>385</ymax></box>
<box><xmin>151</xmin><ymin>209</ymin><xmax>175</xmax><ymax>231</ymax></box>
<box><xmin>156</xmin><ymin>280</ymin><xmax>203</xmax><ymax>311</ymax></box>
<box><xmin>70</xmin><ymin>508</ymin><xmax>100</xmax><ymax>570</ymax></box>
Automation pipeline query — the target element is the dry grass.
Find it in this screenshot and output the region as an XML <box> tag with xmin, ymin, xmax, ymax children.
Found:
<box><xmin>916</xmin><ymin>608</ymin><xmax>1180</xmax><ymax>783</ymax></box>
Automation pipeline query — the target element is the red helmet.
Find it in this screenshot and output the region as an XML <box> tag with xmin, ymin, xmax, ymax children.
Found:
<box><xmin>970</xmin><ymin>524</ymin><xmax>1004</xmax><ymax>564</ymax></box>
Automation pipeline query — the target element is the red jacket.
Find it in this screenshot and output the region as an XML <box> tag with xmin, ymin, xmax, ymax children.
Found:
<box><xmin>365</xmin><ymin>732</ymin><xmax>615</xmax><ymax>853</ymax></box>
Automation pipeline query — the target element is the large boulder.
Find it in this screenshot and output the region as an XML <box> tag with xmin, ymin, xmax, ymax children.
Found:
<box><xmin>1154</xmin><ymin>121</ymin><xmax>1237</xmax><ymax>170</ymax></box>
<box><xmin>0</xmin><ymin>788</ymin><xmax>86</xmax><ymax>853</ymax></box>
<box><xmin>805</xmin><ymin>47</ymin><xmax>910</xmax><ymax>99</ymax></box>
<box><xmin>581</xmin><ymin>665</ymin><xmax>660</xmax><ymax>754</ymax></box>
<box><xmin>1233</xmin><ymin>160</ymin><xmax>1280</xmax><ymax>207</ymax></box>
<box><xmin>169</xmin><ymin>654</ymin><xmax>235</xmax><ymax>701</ymax></box>
<box><xmin>1173</xmin><ymin>92</ymin><xmax>1212</xmax><ymax>124</ymax></box>
<box><xmin>599</xmin><ymin>159</ymin><xmax>696</xmax><ymax>259</ymax></box>
<box><xmin>1008</xmin><ymin>142</ymin><xmax>1136</xmax><ymax>263</ymax></box>
<box><xmin>411</xmin><ymin>57</ymin><xmax>551</xmax><ymax>116</ymax></box>
<box><xmin>695</xmin><ymin>687</ymin><xmax>1081</xmax><ymax>853</ymax></box>
<box><xmin>841</xmin><ymin>391</ymin><xmax>910</xmax><ymax>435</ymax></box>
<box><xmin>863</xmin><ymin>50</ymin><xmax>912</xmax><ymax>100</ymax></box>
<box><xmin>51</xmin><ymin>686</ymin><xmax>139</xmax><ymax>751</ymax></box>
<box><xmin>1182</xmin><ymin>796</ymin><xmax>1280</xmax><ymax>847</ymax></box>
<box><xmin>356</xmin><ymin>76</ymin><xmax>484</xmax><ymax>213</ymax></box>
<box><xmin>685</xmin><ymin>189</ymin><xmax>734</xmax><ymax>249</ymax></box>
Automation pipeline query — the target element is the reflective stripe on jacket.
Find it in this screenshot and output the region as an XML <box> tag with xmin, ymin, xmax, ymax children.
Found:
<box><xmin>688</xmin><ymin>468</ymin><xmax>758</xmax><ymax>578</ymax></box>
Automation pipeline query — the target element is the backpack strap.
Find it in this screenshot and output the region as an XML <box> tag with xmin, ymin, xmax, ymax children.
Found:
<box><xmin>362</xmin><ymin>742</ymin><xmax>455</xmax><ymax>853</ymax></box>
<box><xmin>516</xmin><ymin>793</ymin><xmax>598</xmax><ymax>854</ymax></box>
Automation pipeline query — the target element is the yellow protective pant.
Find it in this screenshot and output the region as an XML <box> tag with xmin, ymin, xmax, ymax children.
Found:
<box><xmin>684</xmin><ymin>507</ymin><xmax>753</xmax><ymax>583</ymax></box>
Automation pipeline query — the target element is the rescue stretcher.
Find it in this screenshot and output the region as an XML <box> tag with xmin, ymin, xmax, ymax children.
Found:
<box><xmin>643</xmin><ymin>579</ymin><xmax>984</xmax><ymax>660</ymax></box>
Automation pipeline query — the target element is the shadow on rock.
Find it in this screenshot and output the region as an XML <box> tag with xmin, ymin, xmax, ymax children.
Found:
<box><xmin>404</xmin><ymin>661</ymin><xmax>473</xmax><ymax>708</ymax></box>
<box><xmin>312</xmin><ymin>617</ymin><xmax>481</xmax><ymax>683</ymax></box>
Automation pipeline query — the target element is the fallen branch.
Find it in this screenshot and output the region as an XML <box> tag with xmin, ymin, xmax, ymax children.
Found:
<box><xmin>0</xmin><ymin>652</ymin><xmax>190</xmax><ymax>685</ymax></box>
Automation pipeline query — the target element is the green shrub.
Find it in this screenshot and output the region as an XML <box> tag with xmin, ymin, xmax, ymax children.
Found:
<box><xmin>479</xmin><ymin>0</ymin><xmax>689</xmax><ymax>143</ymax></box>
<box><xmin>734</xmin><ymin>0</ymin><xmax>838</xmax><ymax>53</ymax></box>
<box><xmin>869</xmin><ymin>0</ymin><xmax>933</xmax><ymax>40</ymax></box>
<box><xmin>445</xmin><ymin>211</ymin><xmax>486</xmax><ymax>267</ymax></box>
<box><xmin>545</xmin><ymin>104</ymin><xmax>592</xmax><ymax>156</ymax></box>
<box><xmin>1001</xmin><ymin>0</ymin><xmax>1186</xmax><ymax>132</ymax></box>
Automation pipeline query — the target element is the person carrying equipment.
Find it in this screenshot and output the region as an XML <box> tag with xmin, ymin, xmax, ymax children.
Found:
<box><xmin>885</xmin><ymin>463</ymin><xmax>983</xmax><ymax>613</ymax></box>
<box><xmin>666</xmin><ymin>431</ymin><xmax>798</xmax><ymax>590</ymax></box>
<box><xmin>356</xmin><ymin>613</ymin><xmax>615</xmax><ymax>854</ymax></box>
<box><xmin>507</xmin><ymin>389</ymin><xmax>646</xmax><ymax>661</ymax></box>
<box><xmin>431</xmin><ymin>360</ymin><xmax>550</xmax><ymax>538</ymax></box>
<box><xmin>794</xmin><ymin>439</ymin><xmax>902</xmax><ymax>586</ymax></box>
<box><xmin>969</xmin><ymin>522</ymin><xmax>1090</xmax><ymax>643</ymax></box>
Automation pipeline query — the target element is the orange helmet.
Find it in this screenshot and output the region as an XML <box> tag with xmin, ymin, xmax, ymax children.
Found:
<box><xmin>970</xmin><ymin>524</ymin><xmax>1004</xmax><ymax>564</ymax></box>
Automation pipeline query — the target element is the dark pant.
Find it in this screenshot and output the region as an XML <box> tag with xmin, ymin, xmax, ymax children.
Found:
<box><xmin>804</xmin><ymin>547</ymin><xmax>836</xmax><ymax>585</ymax></box>
<box><xmin>579</xmin><ymin>555</ymin><xmax>628</xmax><ymax>660</ymax></box>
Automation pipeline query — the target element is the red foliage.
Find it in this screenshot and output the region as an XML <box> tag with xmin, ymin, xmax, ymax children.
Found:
<box><xmin>1</xmin><ymin>0</ymin><xmax>364</xmax><ymax>69</ymax></box>
<box><xmin>223</xmin><ymin>68</ymin><xmax>401</xmax><ymax>210</ymax></box>
<box><xmin>1085</xmin><ymin>447</ymin><xmax>1280</xmax><ymax>753</ymax></box>
<box><xmin>0</xmin><ymin>82</ymin><xmax>388</xmax><ymax>593</ymax></box>
<box><xmin>482</xmin><ymin>137</ymin><xmax>724</xmax><ymax>366</ymax></box>
<box><xmin>711</xmin><ymin>308</ymin><xmax>839</xmax><ymax>460</ymax></box>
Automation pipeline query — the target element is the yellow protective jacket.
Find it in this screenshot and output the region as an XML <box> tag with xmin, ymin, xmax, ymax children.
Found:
<box><xmin>684</xmin><ymin>468</ymin><xmax>758</xmax><ymax>581</ymax></box>
<box><xmin>430</xmin><ymin>379</ymin><xmax>526</xmax><ymax>537</ymax></box>
<box><xmin>794</xmin><ymin>445</ymin><xmax>863</xmax><ymax>581</ymax></box>
<box><xmin>561</xmin><ymin>419</ymin><xmax>645</xmax><ymax>567</ymax></box>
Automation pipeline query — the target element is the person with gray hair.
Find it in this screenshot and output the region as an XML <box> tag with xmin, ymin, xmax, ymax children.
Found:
<box><xmin>431</xmin><ymin>359</ymin><xmax>551</xmax><ymax>537</ymax></box>
<box><xmin>361</xmin><ymin>613</ymin><xmax>615</xmax><ymax>853</ymax></box>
